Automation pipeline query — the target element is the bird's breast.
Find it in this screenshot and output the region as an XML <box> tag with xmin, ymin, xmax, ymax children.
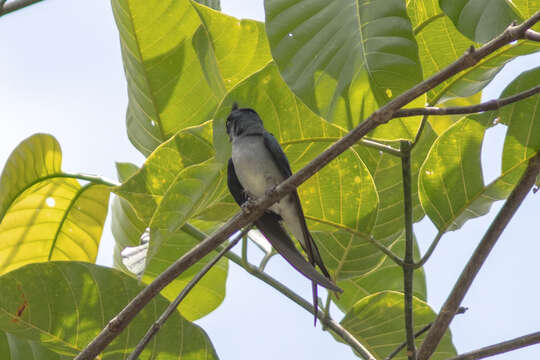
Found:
<box><xmin>231</xmin><ymin>136</ymin><xmax>284</xmax><ymax>200</ymax></box>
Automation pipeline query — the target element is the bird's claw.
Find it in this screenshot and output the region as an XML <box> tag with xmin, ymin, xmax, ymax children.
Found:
<box><xmin>241</xmin><ymin>199</ymin><xmax>257</xmax><ymax>214</ymax></box>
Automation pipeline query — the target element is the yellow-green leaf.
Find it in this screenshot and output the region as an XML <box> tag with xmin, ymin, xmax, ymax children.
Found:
<box><xmin>0</xmin><ymin>262</ymin><xmax>218</xmax><ymax>359</ymax></box>
<box><xmin>0</xmin><ymin>134</ymin><xmax>110</xmax><ymax>275</ymax></box>
<box><xmin>340</xmin><ymin>291</ymin><xmax>456</xmax><ymax>359</ymax></box>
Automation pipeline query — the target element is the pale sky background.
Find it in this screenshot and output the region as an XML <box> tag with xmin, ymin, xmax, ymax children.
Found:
<box><xmin>0</xmin><ymin>1</ymin><xmax>539</xmax><ymax>359</ymax></box>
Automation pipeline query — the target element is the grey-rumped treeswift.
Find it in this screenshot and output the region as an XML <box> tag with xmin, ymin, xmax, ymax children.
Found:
<box><xmin>226</xmin><ymin>103</ymin><xmax>343</xmax><ymax>323</ymax></box>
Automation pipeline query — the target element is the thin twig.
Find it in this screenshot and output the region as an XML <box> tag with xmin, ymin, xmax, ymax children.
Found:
<box><xmin>447</xmin><ymin>330</ymin><xmax>540</xmax><ymax>360</ymax></box>
<box><xmin>385</xmin><ymin>307</ymin><xmax>468</xmax><ymax>360</ymax></box>
<box><xmin>524</xmin><ymin>29</ymin><xmax>540</xmax><ymax>41</ymax></box>
<box><xmin>0</xmin><ymin>0</ymin><xmax>44</xmax><ymax>16</ymax></box>
<box><xmin>417</xmin><ymin>151</ymin><xmax>540</xmax><ymax>360</ymax></box>
<box><xmin>395</xmin><ymin>85</ymin><xmax>540</xmax><ymax>118</ymax></box>
<box><xmin>400</xmin><ymin>141</ymin><xmax>416</xmax><ymax>359</ymax></box>
<box><xmin>76</xmin><ymin>12</ymin><xmax>540</xmax><ymax>360</ymax></box>
<box><xmin>127</xmin><ymin>228</ymin><xmax>248</xmax><ymax>360</ymax></box>
<box><xmin>414</xmin><ymin>231</ymin><xmax>444</xmax><ymax>268</ymax></box>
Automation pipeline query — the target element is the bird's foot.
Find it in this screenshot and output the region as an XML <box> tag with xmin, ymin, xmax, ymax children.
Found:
<box><xmin>240</xmin><ymin>198</ymin><xmax>257</xmax><ymax>214</ymax></box>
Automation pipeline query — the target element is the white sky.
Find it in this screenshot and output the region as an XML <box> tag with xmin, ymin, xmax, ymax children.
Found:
<box><xmin>0</xmin><ymin>1</ymin><xmax>539</xmax><ymax>359</ymax></box>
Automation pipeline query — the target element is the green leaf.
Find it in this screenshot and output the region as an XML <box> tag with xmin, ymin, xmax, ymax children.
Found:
<box><xmin>143</xmin><ymin>221</ymin><xmax>228</xmax><ymax>321</ymax></box>
<box><xmin>112</xmin><ymin>0</ymin><xmax>271</xmax><ymax>155</ymax></box>
<box><xmin>264</xmin><ymin>0</ymin><xmax>424</xmax><ymax>140</ymax></box>
<box><xmin>334</xmin><ymin>233</ymin><xmax>427</xmax><ymax>313</ymax></box>
<box><xmin>439</xmin><ymin>0</ymin><xmax>522</xmax><ymax>43</ymax></box>
<box><xmin>419</xmin><ymin>114</ymin><xmax>529</xmax><ymax>232</ymax></box>
<box><xmin>355</xmin><ymin>123</ymin><xmax>437</xmax><ymax>243</ymax></box>
<box><xmin>501</xmin><ymin>66</ymin><xmax>540</xmax><ymax>171</ymax></box>
<box><xmin>0</xmin><ymin>262</ymin><xmax>218</xmax><ymax>359</ymax></box>
<box><xmin>408</xmin><ymin>0</ymin><xmax>540</xmax><ymax>104</ymax></box>
<box><xmin>340</xmin><ymin>291</ymin><xmax>456</xmax><ymax>359</ymax></box>
<box><xmin>115</xmin><ymin>122</ymin><xmax>216</xmax><ymax>224</ymax></box>
<box><xmin>193</xmin><ymin>0</ymin><xmax>220</xmax><ymax>11</ymax></box>
<box><xmin>0</xmin><ymin>331</ymin><xmax>71</xmax><ymax>360</ymax></box>
<box><xmin>0</xmin><ymin>134</ymin><xmax>110</xmax><ymax>275</ymax></box>
<box><xmin>213</xmin><ymin>63</ymin><xmax>381</xmax><ymax>279</ymax></box>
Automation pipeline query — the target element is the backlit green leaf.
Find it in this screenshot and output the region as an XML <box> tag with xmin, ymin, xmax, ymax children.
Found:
<box><xmin>264</xmin><ymin>0</ymin><xmax>424</xmax><ymax>140</ymax></box>
<box><xmin>0</xmin><ymin>134</ymin><xmax>110</xmax><ymax>275</ymax></box>
<box><xmin>501</xmin><ymin>66</ymin><xmax>540</xmax><ymax>171</ymax></box>
<box><xmin>0</xmin><ymin>331</ymin><xmax>70</xmax><ymax>360</ymax></box>
<box><xmin>0</xmin><ymin>262</ymin><xmax>218</xmax><ymax>359</ymax></box>
<box><xmin>334</xmin><ymin>233</ymin><xmax>427</xmax><ymax>313</ymax></box>
<box><xmin>112</xmin><ymin>0</ymin><xmax>271</xmax><ymax>155</ymax></box>
<box><xmin>340</xmin><ymin>291</ymin><xmax>456</xmax><ymax>359</ymax></box>
<box><xmin>419</xmin><ymin>114</ymin><xmax>531</xmax><ymax>232</ymax></box>
<box><xmin>439</xmin><ymin>0</ymin><xmax>522</xmax><ymax>43</ymax></box>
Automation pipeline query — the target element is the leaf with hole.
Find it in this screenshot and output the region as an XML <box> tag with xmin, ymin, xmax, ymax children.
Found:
<box><xmin>0</xmin><ymin>134</ymin><xmax>109</xmax><ymax>276</ymax></box>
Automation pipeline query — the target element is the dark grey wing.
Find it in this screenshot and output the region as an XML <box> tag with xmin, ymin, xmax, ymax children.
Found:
<box><xmin>227</xmin><ymin>158</ymin><xmax>248</xmax><ymax>206</ymax></box>
<box><xmin>262</xmin><ymin>132</ymin><xmax>335</xmax><ymax>281</ymax></box>
<box><xmin>254</xmin><ymin>212</ymin><xmax>342</xmax><ymax>292</ymax></box>
<box><xmin>227</xmin><ymin>157</ymin><xmax>340</xmax><ymax>292</ymax></box>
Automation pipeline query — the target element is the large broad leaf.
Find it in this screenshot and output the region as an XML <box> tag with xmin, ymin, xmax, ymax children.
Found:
<box><xmin>501</xmin><ymin>66</ymin><xmax>540</xmax><ymax>171</ymax></box>
<box><xmin>0</xmin><ymin>331</ymin><xmax>71</xmax><ymax>360</ymax></box>
<box><xmin>408</xmin><ymin>0</ymin><xmax>540</xmax><ymax>104</ymax></box>
<box><xmin>334</xmin><ymin>233</ymin><xmax>427</xmax><ymax>313</ymax></box>
<box><xmin>115</xmin><ymin>123</ymin><xmax>231</xmax><ymax>321</ymax></box>
<box><xmin>355</xmin><ymin>124</ymin><xmax>437</xmax><ymax>244</ymax></box>
<box><xmin>193</xmin><ymin>0</ymin><xmax>220</xmax><ymax>10</ymax></box>
<box><xmin>340</xmin><ymin>291</ymin><xmax>456</xmax><ymax>359</ymax></box>
<box><xmin>0</xmin><ymin>134</ymin><xmax>110</xmax><ymax>275</ymax></box>
<box><xmin>212</xmin><ymin>63</ymin><xmax>383</xmax><ymax>280</ymax></box>
<box><xmin>439</xmin><ymin>0</ymin><xmax>522</xmax><ymax>43</ymax></box>
<box><xmin>0</xmin><ymin>262</ymin><xmax>218</xmax><ymax>359</ymax></box>
<box><xmin>112</xmin><ymin>0</ymin><xmax>271</xmax><ymax>155</ymax></box>
<box><xmin>264</xmin><ymin>0</ymin><xmax>424</xmax><ymax>141</ymax></box>
<box><xmin>419</xmin><ymin>114</ymin><xmax>530</xmax><ymax>232</ymax></box>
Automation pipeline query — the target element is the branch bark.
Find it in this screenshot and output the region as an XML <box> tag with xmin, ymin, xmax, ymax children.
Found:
<box><xmin>417</xmin><ymin>151</ymin><xmax>540</xmax><ymax>360</ymax></box>
<box><xmin>395</xmin><ymin>85</ymin><xmax>540</xmax><ymax>117</ymax></box>
<box><xmin>447</xmin><ymin>330</ymin><xmax>540</xmax><ymax>360</ymax></box>
<box><xmin>75</xmin><ymin>11</ymin><xmax>540</xmax><ymax>360</ymax></box>
<box><xmin>0</xmin><ymin>0</ymin><xmax>44</xmax><ymax>16</ymax></box>
<box><xmin>400</xmin><ymin>141</ymin><xmax>416</xmax><ymax>360</ymax></box>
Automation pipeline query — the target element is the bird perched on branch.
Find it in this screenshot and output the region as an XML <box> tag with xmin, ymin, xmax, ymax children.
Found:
<box><xmin>226</xmin><ymin>103</ymin><xmax>342</xmax><ymax>324</ymax></box>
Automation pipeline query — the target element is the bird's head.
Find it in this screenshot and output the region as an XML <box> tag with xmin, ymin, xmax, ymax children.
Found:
<box><xmin>226</xmin><ymin>103</ymin><xmax>264</xmax><ymax>141</ymax></box>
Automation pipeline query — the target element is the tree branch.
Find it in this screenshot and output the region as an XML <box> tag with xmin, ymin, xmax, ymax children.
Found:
<box><xmin>395</xmin><ymin>85</ymin><xmax>540</xmax><ymax>118</ymax></box>
<box><xmin>447</xmin><ymin>330</ymin><xmax>540</xmax><ymax>360</ymax></box>
<box><xmin>75</xmin><ymin>11</ymin><xmax>540</xmax><ymax>360</ymax></box>
<box><xmin>127</xmin><ymin>228</ymin><xmax>248</xmax><ymax>360</ymax></box>
<box><xmin>524</xmin><ymin>29</ymin><xmax>540</xmax><ymax>42</ymax></box>
<box><xmin>400</xmin><ymin>141</ymin><xmax>416</xmax><ymax>359</ymax></box>
<box><xmin>417</xmin><ymin>151</ymin><xmax>540</xmax><ymax>360</ymax></box>
<box><xmin>0</xmin><ymin>0</ymin><xmax>44</xmax><ymax>16</ymax></box>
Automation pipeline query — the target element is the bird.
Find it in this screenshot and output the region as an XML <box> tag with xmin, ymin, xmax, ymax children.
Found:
<box><xmin>225</xmin><ymin>103</ymin><xmax>342</xmax><ymax>324</ymax></box>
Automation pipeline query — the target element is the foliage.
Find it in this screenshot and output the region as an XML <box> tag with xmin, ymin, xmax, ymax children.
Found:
<box><xmin>0</xmin><ymin>0</ymin><xmax>539</xmax><ymax>359</ymax></box>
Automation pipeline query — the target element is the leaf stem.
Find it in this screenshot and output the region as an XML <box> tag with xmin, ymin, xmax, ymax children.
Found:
<box><xmin>414</xmin><ymin>231</ymin><xmax>444</xmax><ymax>268</ymax></box>
<box><xmin>127</xmin><ymin>229</ymin><xmax>247</xmax><ymax>360</ymax></box>
<box><xmin>417</xmin><ymin>151</ymin><xmax>540</xmax><ymax>360</ymax></box>
<box><xmin>400</xmin><ymin>141</ymin><xmax>416</xmax><ymax>360</ymax></box>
